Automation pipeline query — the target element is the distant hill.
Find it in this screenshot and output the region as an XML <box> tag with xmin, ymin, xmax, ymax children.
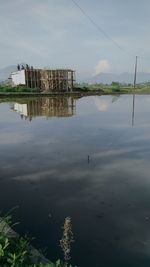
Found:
<box><xmin>1</xmin><ymin>65</ymin><xmax>150</xmax><ymax>85</ymax></box>
<box><xmin>0</xmin><ymin>65</ymin><xmax>17</xmax><ymax>82</ymax></box>
<box><xmin>85</xmin><ymin>72</ymin><xmax>150</xmax><ymax>84</ymax></box>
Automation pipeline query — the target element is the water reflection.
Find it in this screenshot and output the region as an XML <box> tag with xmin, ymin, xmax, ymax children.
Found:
<box><xmin>1</xmin><ymin>94</ymin><xmax>150</xmax><ymax>267</ymax></box>
<box><xmin>94</xmin><ymin>95</ymin><xmax>120</xmax><ymax>112</ymax></box>
<box><xmin>11</xmin><ymin>97</ymin><xmax>77</xmax><ymax>120</ymax></box>
<box><xmin>132</xmin><ymin>94</ymin><xmax>135</xmax><ymax>126</ymax></box>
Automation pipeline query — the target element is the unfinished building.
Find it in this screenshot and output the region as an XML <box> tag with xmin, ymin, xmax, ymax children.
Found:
<box><xmin>11</xmin><ymin>66</ymin><xmax>75</xmax><ymax>92</ymax></box>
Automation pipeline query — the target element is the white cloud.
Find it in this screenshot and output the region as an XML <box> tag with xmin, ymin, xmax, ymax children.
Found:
<box><xmin>93</xmin><ymin>59</ymin><xmax>111</xmax><ymax>76</ymax></box>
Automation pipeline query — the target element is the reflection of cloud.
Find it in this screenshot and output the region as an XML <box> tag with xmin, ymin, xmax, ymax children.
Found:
<box><xmin>95</xmin><ymin>98</ymin><xmax>110</xmax><ymax>112</ymax></box>
<box><xmin>0</xmin><ymin>133</ymin><xmax>31</xmax><ymax>145</ymax></box>
<box><xmin>2</xmin><ymin>132</ymin><xmax>150</xmax><ymax>261</ymax></box>
<box><xmin>14</xmin><ymin>170</ymin><xmax>56</xmax><ymax>181</ymax></box>
<box><xmin>93</xmin><ymin>59</ymin><xmax>111</xmax><ymax>76</ymax></box>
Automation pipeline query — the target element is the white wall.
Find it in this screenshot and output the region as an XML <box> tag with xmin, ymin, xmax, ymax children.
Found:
<box><xmin>14</xmin><ymin>103</ymin><xmax>28</xmax><ymax>116</ymax></box>
<box><xmin>11</xmin><ymin>70</ymin><xmax>26</xmax><ymax>85</ymax></box>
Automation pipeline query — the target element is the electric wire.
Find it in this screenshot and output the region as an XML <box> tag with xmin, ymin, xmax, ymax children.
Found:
<box><xmin>71</xmin><ymin>0</ymin><xmax>150</xmax><ymax>62</ymax></box>
<box><xmin>71</xmin><ymin>0</ymin><xmax>139</xmax><ymax>157</ymax></box>
<box><xmin>71</xmin><ymin>0</ymin><xmax>136</xmax><ymax>58</ymax></box>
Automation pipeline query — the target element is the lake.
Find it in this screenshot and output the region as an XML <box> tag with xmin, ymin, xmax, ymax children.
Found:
<box><xmin>1</xmin><ymin>94</ymin><xmax>150</xmax><ymax>267</ymax></box>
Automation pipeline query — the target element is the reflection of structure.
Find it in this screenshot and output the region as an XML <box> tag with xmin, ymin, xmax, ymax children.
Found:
<box><xmin>132</xmin><ymin>94</ymin><xmax>135</xmax><ymax>126</ymax></box>
<box><xmin>111</xmin><ymin>95</ymin><xmax>120</xmax><ymax>103</ymax></box>
<box><xmin>14</xmin><ymin>103</ymin><xmax>28</xmax><ymax>116</ymax></box>
<box><xmin>12</xmin><ymin>97</ymin><xmax>76</xmax><ymax>121</ymax></box>
<box><xmin>11</xmin><ymin>68</ymin><xmax>75</xmax><ymax>92</ymax></box>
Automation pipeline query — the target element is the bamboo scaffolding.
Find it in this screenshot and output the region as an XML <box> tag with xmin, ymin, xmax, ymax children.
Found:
<box><xmin>24</xmin><ymin>69</ymin><xmax>75</xmax><ymax>92</ymax></box>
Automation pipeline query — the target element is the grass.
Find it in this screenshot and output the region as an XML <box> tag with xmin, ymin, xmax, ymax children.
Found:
<box><xmin>1</xmin><ymin>82</ymin><xmax>150</xmax><ymax>95</ymax></box>
<box><xmin>0</xmin><ymin>215</ymin><xmax>75</xmax><ymax>267</ymax></box>
<box><xmin>0</xmin><ymin>84</ymin><xmax>39</xmax><ymax>93</ymax></box>
<box><xmin>76</xmin><ymin>82</ymin><xmax>150</xmax><ymax>94</ymax></box>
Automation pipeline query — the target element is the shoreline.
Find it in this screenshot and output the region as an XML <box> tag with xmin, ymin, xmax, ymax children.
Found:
<box><xmin>0</xmin><ymin>90</ymin><xmax>149</xmax><ymax>98</ymax></box>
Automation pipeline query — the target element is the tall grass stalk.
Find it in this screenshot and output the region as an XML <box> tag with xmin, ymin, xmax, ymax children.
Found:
<box><xmin>60</xmin><ymin>217</ymin><xmax>74</xmax><ymax>267</ymax></box>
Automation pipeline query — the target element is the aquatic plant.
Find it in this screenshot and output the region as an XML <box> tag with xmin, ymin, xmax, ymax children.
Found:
<box><xmin>60</xmin><ymin>217</ymin><xmax>74</xmax><ymax>266</ymax></box>
<box><xmin>0</xmin><ymin>214</ymin><xmax>75</xmax><ymax>267</ymax></box>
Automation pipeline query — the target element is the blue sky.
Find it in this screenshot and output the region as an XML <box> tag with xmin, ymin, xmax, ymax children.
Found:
<box><xmin>0</xmin><ymin>0</ymin><xmax>150</xmax><ymax>79</ymax></box>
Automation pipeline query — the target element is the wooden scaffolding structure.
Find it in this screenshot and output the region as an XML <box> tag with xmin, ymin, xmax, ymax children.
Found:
<box><xmin>25</xmin><ymin>68</ymin><xmax>75</xmax><ymax>92</ymax></box>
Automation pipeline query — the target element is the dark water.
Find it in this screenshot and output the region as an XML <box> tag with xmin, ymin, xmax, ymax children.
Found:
<box><xmin>1</xmin><ymin>95</ymin><xmax>150</xmax><ymax>267</ymax></box>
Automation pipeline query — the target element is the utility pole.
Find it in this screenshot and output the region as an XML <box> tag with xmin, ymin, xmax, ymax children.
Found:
<box><xmin>134</xmin><ymin>56</ymin><xmax>138</xmax><ymax>88</ymax></box>
<box><xmin>132</xmin><ymin>56</ymin><xmax>138</xmax><ymax>126</ymax></box>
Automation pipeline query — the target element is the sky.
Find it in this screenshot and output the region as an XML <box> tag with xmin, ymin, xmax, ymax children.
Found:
<box><xmin>0</xmin><ymin>0</ymin><xmax>150</xmax><ymax>80</ymax></box>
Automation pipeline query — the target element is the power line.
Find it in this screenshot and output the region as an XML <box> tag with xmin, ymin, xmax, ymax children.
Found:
<box><xmin>71</xmin><ymin>0</ymin><xmax>135</xmax><ymax>57</ymax></box>
<box><xmin>71</xmin><ymin>0</ymin><xmax>150</xmax><ymax>86</ymax></box>
<box><xmin>71</xmin><ymin>0</ymin><xmax>150</xmax><ymax>63</ymax></box>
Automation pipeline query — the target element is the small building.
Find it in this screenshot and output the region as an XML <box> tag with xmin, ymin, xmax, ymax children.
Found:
<box><xmin>11</xmin><ymin>66</ymin><xmax>75</xmax><ymax>92</ymax></box>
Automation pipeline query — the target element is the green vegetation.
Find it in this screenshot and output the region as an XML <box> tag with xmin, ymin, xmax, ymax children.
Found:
<box><xmin>0</xmin><ymin>215</ymin><xmax>74</xmax><ymax>267</ymax></box>
<box><xmin>76</xmin><ymin>82</ymin><xmax>150</xmax><ymax>93</ymax></box>
<box><xmin>0</xmin><ymin>84</ymin><xmax>39</xmax><ymax>93</ymax></box>
<box><xmin>1</xmin><ymin>82</ymin><xmax>150</xmax><ymax>95</ymax></box>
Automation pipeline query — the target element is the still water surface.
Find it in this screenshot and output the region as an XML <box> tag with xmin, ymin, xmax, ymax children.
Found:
<box><xmin>1</xmin><ymin>95</ymin><xmax>150</xmax><ymax>267</ymax></box>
